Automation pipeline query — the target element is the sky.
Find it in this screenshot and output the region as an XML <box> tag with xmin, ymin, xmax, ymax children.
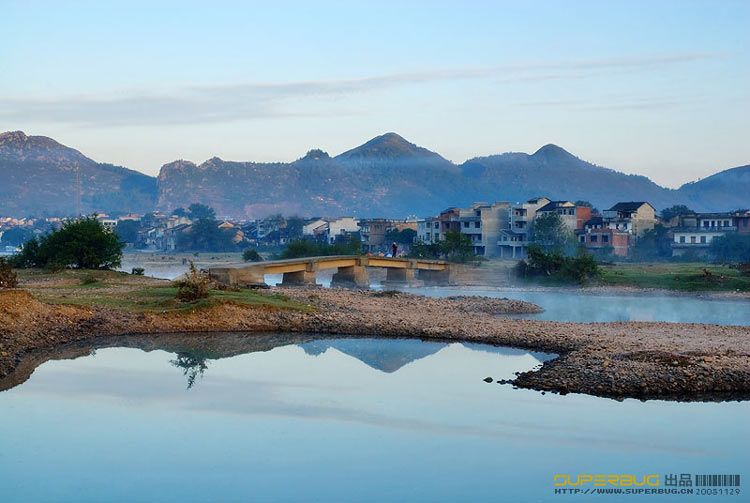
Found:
<box><xmin>1</xmin><ymin>0</ymin><xmax>749</xmax><ymax>187</ymax></box>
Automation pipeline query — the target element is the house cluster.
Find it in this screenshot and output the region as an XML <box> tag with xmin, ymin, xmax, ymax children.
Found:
<box><xmin>2</xmin><ymin>202</ymin><xmax>747</xmax><ymax>258</ymax></box>
<box><xmin>302</xmin><ymin>217</ymin><xmax>418</xmax><ymax>252</ymax></box>
<box><xmin>417</xmin><ymin>197</ymin><xmax>750</xmax><ymax>258</ymax></box>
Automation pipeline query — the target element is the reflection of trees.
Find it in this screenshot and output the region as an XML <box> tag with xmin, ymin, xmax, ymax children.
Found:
<box><xmin>170</xmin><ymin>352</ymin><xmax>209</xmax><ymax>389</ymax></box>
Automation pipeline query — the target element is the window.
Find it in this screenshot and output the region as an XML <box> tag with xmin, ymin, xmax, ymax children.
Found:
<box><xmin>463</xmin><ymin>222</ymin><xmax>469</xmax><ymax>228</ymax></box>
<box><xmin>434</xmin><ymin>222</ymin><xmax>439</xmax><ymax>229</ymax></box>
<box><xmin>680</xmin><ymin>236</ymin><xmax>686</xmax><ymax>243</ymax></box>
<box><xmin>691</xmin><ymin>236</ymin><xmax>696</xmax><ymax>243</ymax></box>
<box><xmin>602</xmin><ymin>235</ymin><xmax>609</xmax><ymax>243</ymax></box>
<box><xmin>700</xmin><ymin>236</ymin><xmax>706</xmax><ymax>244</ymax></box>
<box><xmin>579</xmin><ymin>235</ymin><xmax>585</xmax><ymax>243</ymax></box>
<box><xmin>474</xmin><ymin>221</ymin><xmax>480</xmax><ymax>228</ymax></box>
<box><xmin>591</xmin><ymin>235</ymin><xmax>598</xmax><ymax>243</ymax></box>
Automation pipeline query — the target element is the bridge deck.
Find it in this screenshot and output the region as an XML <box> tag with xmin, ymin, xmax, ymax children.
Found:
<box><xmin>208</xmin><ymin>255</ymin><xmax>451</xmax><ymax>287</ymax></box>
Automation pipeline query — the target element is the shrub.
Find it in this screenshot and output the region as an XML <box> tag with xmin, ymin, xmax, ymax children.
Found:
<box><xmin>131</xmin><ymin>267</ymin><xmax>145</xmax><ymax>275</ymax></box>
<box><xmin>79</xmin><ymin>273</ymin><xmax>100</xmax><ymax>286</ymax></box>
<box><xmin>0</xmin><ymin>257</ymin><xmax>18</xmax><ymax>289</ymax></box>
<box><xmin>173</xmin><ymin>262</ymin><xmax>211</xmax><ymax>302</ymax></box>
<box><xmin>242</xmin><ymin>248</ymin><xmax>263</xmax><ymax>262</ymax></box>
<box><xmin>515</xmin><ymin>245</ymin><xmax>600</xmax><ymax>284</ymax></box>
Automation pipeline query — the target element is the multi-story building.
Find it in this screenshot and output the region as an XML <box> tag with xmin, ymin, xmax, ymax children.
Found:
<box><xmin>671</xmin><ymin>211</ymin><xmax>749</xmax><ymax>257</ymax></box>
<box><xmin>416</xmin><ymin>207</ymin><xmax>461</xmax><ymax>244</ymax></box>
<box><xmin>358</xmin><ymin>219</ymin><xmax>390</xmax><ymax>252</ymax></box>
<box><xmin>458</xmin><ymin>202</ymin><xmax>510</xmax><ymax>257</ymax></box>
<box><xmin>498</xmin><ymin>197</ymin><xmax>550</xmax><ymax>259</ymax></box>
<box><xmin>602</xmin><ymin>202</ymin><xmax>656</xmax><ymax>237</ymax></box>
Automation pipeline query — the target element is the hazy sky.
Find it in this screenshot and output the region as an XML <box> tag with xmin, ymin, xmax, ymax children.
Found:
<box><xmin>2</xmin><ymin>0</ymin><xmax>748</xmax><ymax>187</ymax></box>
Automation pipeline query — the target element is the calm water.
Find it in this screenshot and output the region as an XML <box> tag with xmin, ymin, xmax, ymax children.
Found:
<box><xmin>390</xmin><ymin>286</ymin><xmax>750</xmax><ymax>326</ymax></box>
<box><xmin>0</xmin><ymin>336</ymin><xmax>747</xmax><ymax>502</ymax></box>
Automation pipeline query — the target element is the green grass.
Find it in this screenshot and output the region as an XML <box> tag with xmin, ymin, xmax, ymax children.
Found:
<box><xmin>43</xmin><ymin>285</ymin><xmax>313</xmax><ymax>313</ymax></box>
<box><xmin>16</xmin><ymin>268</ymin><xmax>312</xmax><ymax>313</ymax></box>
<box><xmin>598</xmin><ymin>262</ymin><xmax>750</xmax><ymax>292</ymax></box>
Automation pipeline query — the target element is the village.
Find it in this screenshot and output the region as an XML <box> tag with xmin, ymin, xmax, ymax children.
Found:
<box><xmin>1</xmin><ymin>198</ymin><xmax>748</xmax><ymax>261</ymax></box>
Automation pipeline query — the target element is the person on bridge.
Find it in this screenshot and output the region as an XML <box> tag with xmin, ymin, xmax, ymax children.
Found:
<box><xmin>391</xmin><ymin>242</ymin><xmax>398</xmax><ymax>257</ymax></box>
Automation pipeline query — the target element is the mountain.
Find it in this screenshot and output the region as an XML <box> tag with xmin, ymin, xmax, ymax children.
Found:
<box><xmin>156</xmin><ymin>132</ymin><xmax>468</xmax><ymax>218</ymax></box>
<box><xmin>0</xmin><ymin>131</ymin><xmax>157</xmax><ymax>216</ymax></box>
<box><xmin>2</xmin><ymin>130</ymin><xmax>747</xmax><ymax>218</ymax></box>
<box><xmin>460</xmin><ymin>144</ymin><xmax>681</xmax><ymax>211</ymax></box>
<box><xmin>678</xmin><ymin>164</ymin><xmax>750</xmax><ymax>211</ymax></box>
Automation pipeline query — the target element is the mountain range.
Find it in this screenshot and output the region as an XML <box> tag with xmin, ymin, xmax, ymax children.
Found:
<box><xmin>1</xmin><ymin>130</ymin><xmax>747</xmax><ymax>218</ymax></box>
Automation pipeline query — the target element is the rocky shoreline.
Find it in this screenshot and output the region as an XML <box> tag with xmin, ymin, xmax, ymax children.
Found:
<box><xmin>1</xmin><ymin>286</ymin><xmax>749</xmax><ymax>401</ymax></box>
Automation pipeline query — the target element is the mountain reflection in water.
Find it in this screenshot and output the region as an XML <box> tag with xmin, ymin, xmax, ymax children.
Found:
<box><xmin>1</xmin><ymin>334</ymin><xmax>747</xmax><ymax>503</ymax></box>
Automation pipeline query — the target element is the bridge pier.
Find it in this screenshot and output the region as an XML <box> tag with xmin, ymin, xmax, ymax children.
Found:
<box><xmin>418</xmin><ymin>267</ymin><xmax>454</xmax><ymax>286</ymax></box>
<box><xmin>281</xmin><ymin>270</ymin><xmax>317</xmax><ymax>286</ymax></box>
<box><xmin>382</xmin><ymin>267</ymin><xmax>420</xmax><ymax>287</ymax></box>
<box><xmin>209</xmin><ymin>267</ymin><xmax>266</xmax><ymax>287</ymax></box>
<box><xmin>331</xmin><ymin>265</ymin><xmax>369</xmax><ymax>288</ymax></box>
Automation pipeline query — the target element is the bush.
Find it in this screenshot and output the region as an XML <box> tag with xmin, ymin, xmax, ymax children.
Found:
<box><xmin>0</xmin><ymin>258</ymin><xmax>18</xmax><ymax>289</ymax></box>
<box><xmin>710</xmin><ymin>233</ymin><xmax>750</xmax><ymax>264</ymax></box>
<box><xmin>407</xmin><ymin>232</ymin><xmax>476</xmax><ymax>263</ymax></box>
<box><xmin>279</xmin><ymin>235</ymin><xmax>362</xmax><ymax>259</ymax></box>
<box><xmin>515</xmin><ymin>245</ymin><xmax>600</xmax><ymax>284</ymax></box>
<box><xmin>131</xmin><ymin>267</ymin><xmax>145</xmax><ymax>275</ymax></box>
<box><xmin>11</xmin><ymin>217</ymin><xmax>124</xmax><ymax>270</ymax></box>
<box><xmin>79</xmin><ymin>273</ymin><xmax>99</xmax><ymax>286</ymax></box>
<box><xmin>173</xmin><ymin>262</ymin><xmax>211</xmax><ymax>302</ymax></box>
<box><xmin>242</xmin><ymin>248</ymin><xmax>263</xmax><ymax>262</ymax></box>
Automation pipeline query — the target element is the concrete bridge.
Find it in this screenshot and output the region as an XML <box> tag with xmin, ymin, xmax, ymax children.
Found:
<box><xmin>208</xmin><ymin>255</ymin><xmax>453</xmax><ymax>288</ymax></box>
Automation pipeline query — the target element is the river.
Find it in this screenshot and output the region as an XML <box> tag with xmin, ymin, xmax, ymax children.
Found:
<box><xmin>1</xmin><ymin>336</ymin><xmax>746</xmax><ymax>502</ymax></box>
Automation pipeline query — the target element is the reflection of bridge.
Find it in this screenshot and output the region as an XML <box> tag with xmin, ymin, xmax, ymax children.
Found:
<box><xmin>208</xmin><ymin>255</ymin><xmax>454</xmax><ymax>288</ymax></box>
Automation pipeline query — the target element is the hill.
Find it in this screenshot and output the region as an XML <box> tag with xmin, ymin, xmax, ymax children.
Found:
<box><xmin>0</xmin><ymin>131</ymin><xmax>157</xmax><ymax>216</ymax></box>
<box><xmin>678</xmin><ymin>164</ymin><xmax>750</xmax><ymax>211</ymax></box>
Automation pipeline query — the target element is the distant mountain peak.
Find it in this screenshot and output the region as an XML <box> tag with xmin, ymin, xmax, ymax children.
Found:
<box><xmin>299</xmin><ymin>149</ymin><xmax>331</xmax><ymax>162</ymax></box>
<box><xmin>532</xmin><ymin>143</ymin><xmax>575</xmax><ymax>159</ymax></box>
<box><xmin>335</xmin><ymin>132</ymin><xmax>445</xmax><ymax>161</ymax></box>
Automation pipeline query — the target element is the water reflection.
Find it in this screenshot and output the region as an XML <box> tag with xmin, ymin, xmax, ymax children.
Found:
<box><xmin>0</xmin><ymin>335</ymin><xmax>747</xmax><ymax>502</ymax></box>
<box><xmin>170</xmin><ymin>351</ymin><xmax>210</xmax><ymax>389</ymax></box>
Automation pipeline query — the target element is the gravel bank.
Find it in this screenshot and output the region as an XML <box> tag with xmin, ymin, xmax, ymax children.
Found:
<box><xmin>1</xmin><ymin>287</ymin><xmax>749</xmax><ymax>401</ymax></box>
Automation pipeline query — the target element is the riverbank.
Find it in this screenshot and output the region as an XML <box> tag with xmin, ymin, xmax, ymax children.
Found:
<box><xmin>1</xmin><ymin>270</ymin><xmax>749</xmax><ymax>401</ymax></box>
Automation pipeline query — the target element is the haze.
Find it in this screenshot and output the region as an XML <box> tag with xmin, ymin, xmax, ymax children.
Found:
<box><xmin>2</xmin><ymin>0</ymin><xmax>749</xmax><ymax>187</ymax></box>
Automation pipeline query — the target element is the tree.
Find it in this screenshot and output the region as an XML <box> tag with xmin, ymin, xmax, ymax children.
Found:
<box><xmin>172</xmin><ymin>207</ymin><xmax>188</xmax><ymax>217</ymax></box>
<box><xmin>12</xmin><ymin>217</ymin><xmax>124</xmax><ymax>269</ymax></box>
<box><xmin>0</xmin><ymin>227</ymin><xmax>35</xmax><ymax>246</ymax></box>
<box><xmin>115</xmin><ymin>220</ymin><xmax>140</xmax><ymax>244</ymax></box>
<box><xmin>242</xmin><ymin>248</ymin><xmax>263</xmax><ymax>262</ymax></box>
<box><xmin>529</xmin><ymin>213</ymin><xmax>575</xmax><ymax>253</ymax></box>
<box><xmin>176</xmin><ymin>218</ymin><xmax>236</xmax><ymax>252</ymax></box>
<box><xmin>285</xmin><ymin>217</ymin><xmax>305</xmax><ymax>240</ymax></box>
<box><xmin>710</xmin><ymin>233</ymin><xmax>750</xmax><ymax>263</ymax></box>
<box><xmin>187</xmin><ymin>203</ymin><xmax>216</xmax><ymax>220</ymax></box>
<box><xmin>660</xmin><ymin>205</ymin><xmax>693</xmax><ymax>222</ymax></box>
<box><xmin>631</xmin><ymin>224</ymin><xmax>672</xmax><ymax>261</ymax></box>
<box><xmin>439</xmin><ymin>231</ymin><xmax>474</xmax><ymax>263</ymax></box>
<box><xmin>407</xmin><ymin>232</ymin><xmax>474</xmax><ymax>263</ymax></box>
<box><xmin>385</xmin><ymin>228</ymin><xmax>417</xmax><ymax>245</ymax></box>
